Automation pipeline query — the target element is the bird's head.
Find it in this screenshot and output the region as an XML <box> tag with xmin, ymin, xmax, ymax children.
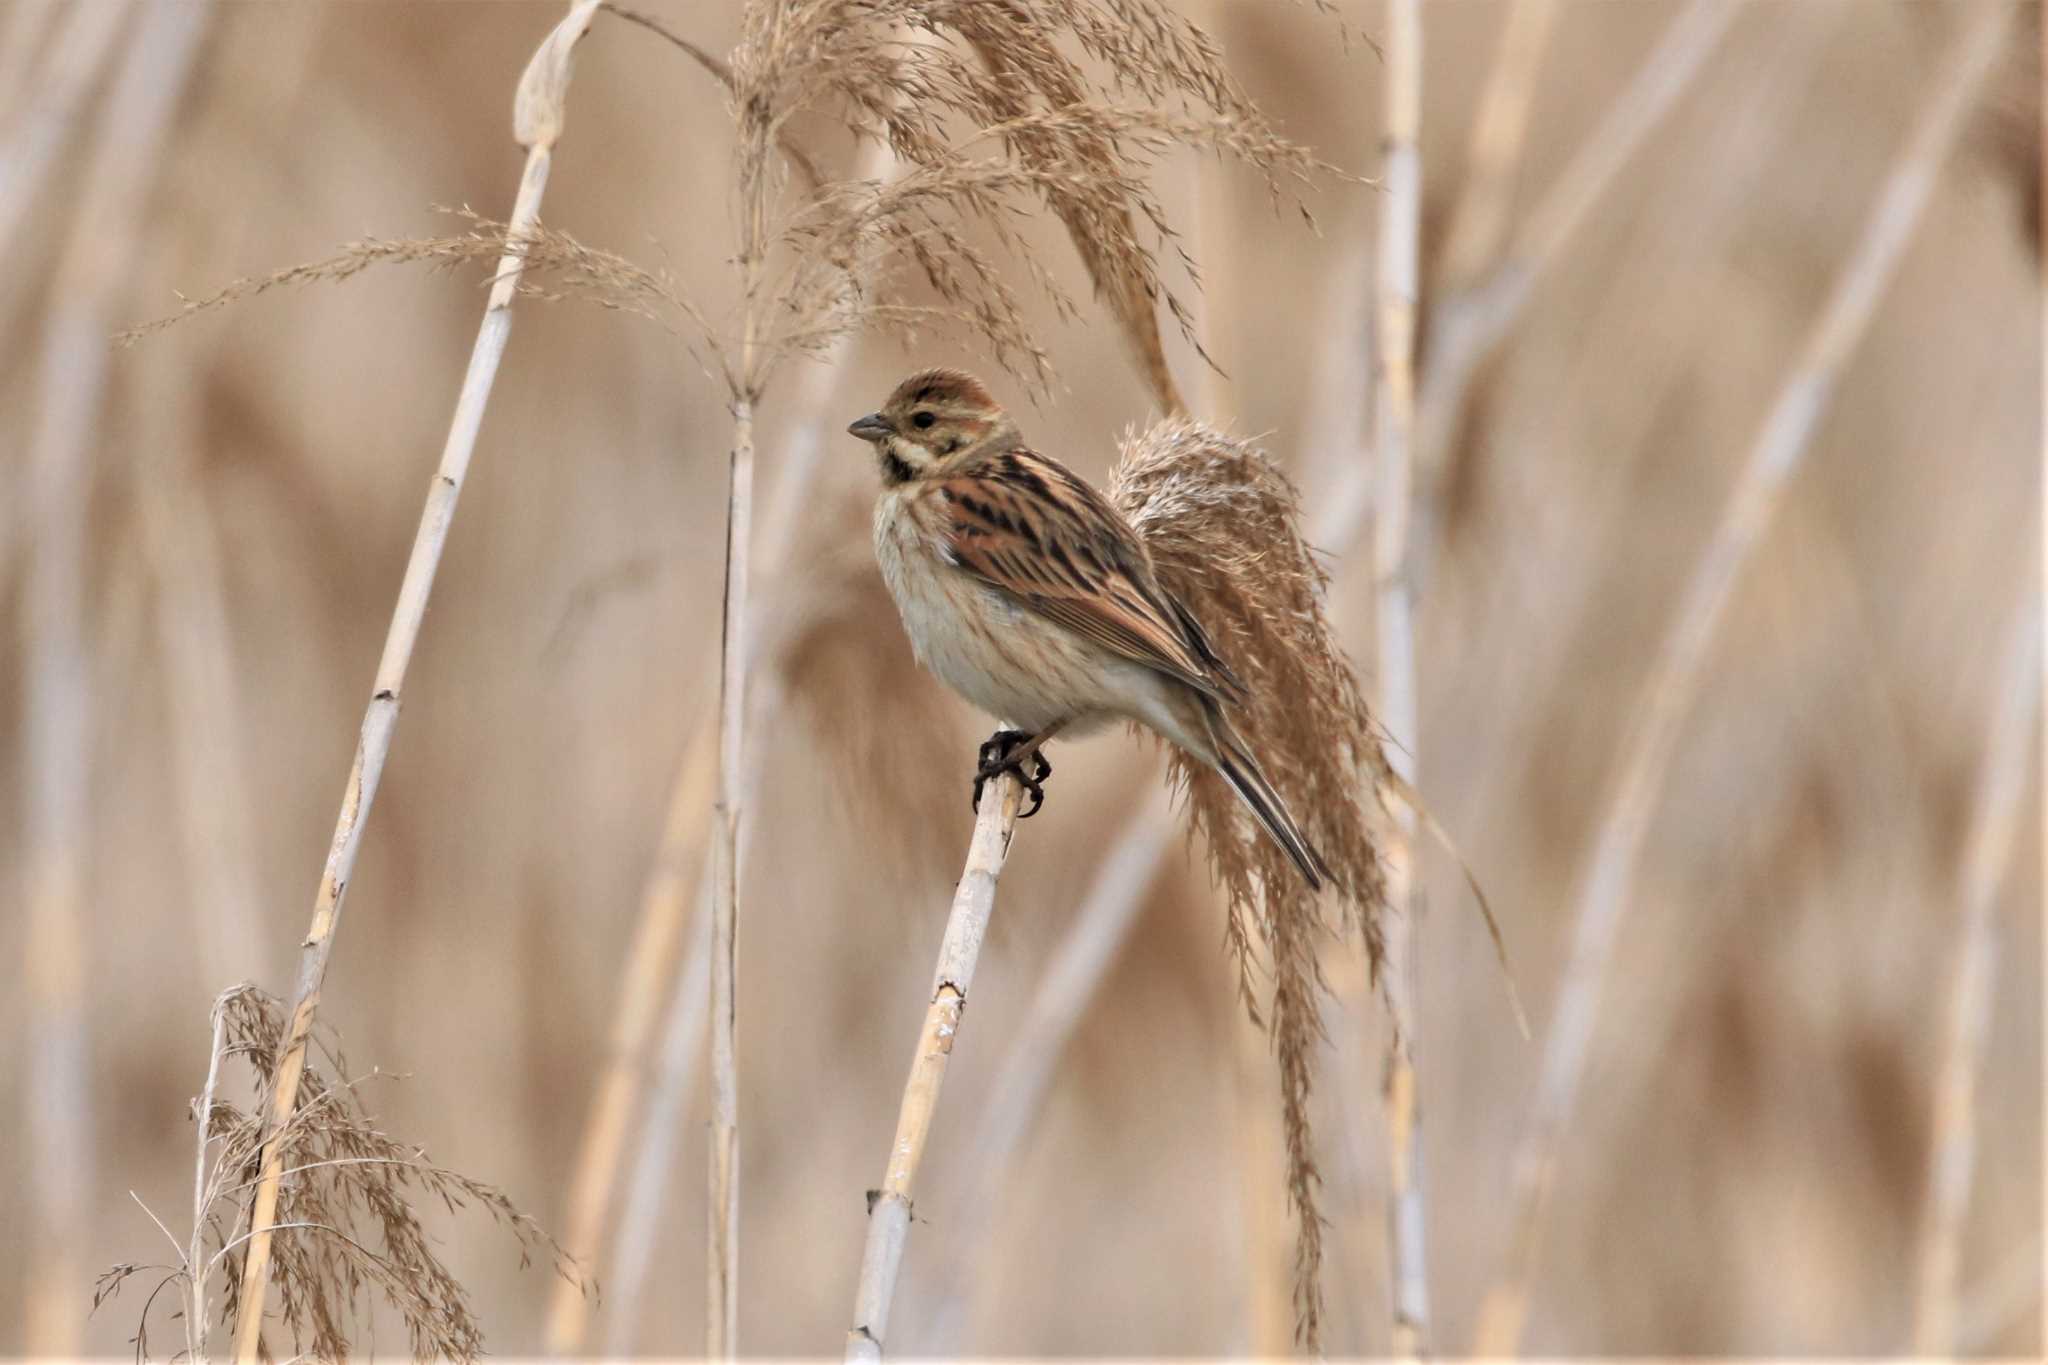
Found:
<box><xmin>846</xmin><ymin>368</ymin><xmax>1019</xmax><ymax>484</ymax></box>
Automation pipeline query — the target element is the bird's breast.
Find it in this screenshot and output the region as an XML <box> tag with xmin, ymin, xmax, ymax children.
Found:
<box><xmin>871</xmin><ymin>491</ymin><xmax>1106</xmax><ymax>734</ymax></box>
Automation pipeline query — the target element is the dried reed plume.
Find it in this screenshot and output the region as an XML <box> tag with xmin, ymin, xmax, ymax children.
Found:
<box><xmin>99</xmin><ymin>986</ymin><xmax>579</xmax><ymax>1364</ymax></box>
<box><xmin>737</xmin><ymin>0</ymin><xmax>1332</xmax><ymax>397</ymax></box>
<box><xmin>1110</xmin><ymin>419</ymin><xmax>1389</xmax><ymax>1345</ymax></box>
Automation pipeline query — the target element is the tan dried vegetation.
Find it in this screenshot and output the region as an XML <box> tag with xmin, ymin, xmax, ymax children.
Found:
<box><xmin>15</xmin><ymin>1</ymin><xmax>2037</xmax><ymax>1359</ymax></box>
<box><xmin>1112</xmin><ymin>419</ymin><xmax>1391</xmax><ymax>1339</ymax></box>
<box><xmin>110</xmin><ymin>0</ymin><xmax>1384</xmax><ymax>1354</ymax></box>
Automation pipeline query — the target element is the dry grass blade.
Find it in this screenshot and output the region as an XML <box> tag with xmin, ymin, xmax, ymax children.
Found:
<box><xmin>846</xmin><ymin>773</ymin><xmax>1027</xmax><ymax>1361</ymax></box>
<box><xmin>1471</xmin><ymin>7</ymin><xmax>2016</xmax><ymax>1352</ymax></box>
<box><xmin>1912</xmin><ymin>601</ymin><xmax>2042</xmax><ymax>1353</ymax></box>
<box><xmin>226</xmin><ymin>7</ymin><xmax>602</xmax><ymax>1357</ymax></box>
<box><xmin>1110</xmin><ymin>419</ymin><xmax>1389</xmax><ymax>1347</ymax></box>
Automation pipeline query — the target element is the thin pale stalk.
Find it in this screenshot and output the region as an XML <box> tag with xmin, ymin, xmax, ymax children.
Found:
<box><xmin>846</xmin><ymin>772</ymin><xmax>1026</xmax><ymax>1362</ymax></box>
<box><xmin>706</xmin><ymin>4</ymin><xmax>786</xmax><ymax>1339</ymax></box>
<box><xmin>924</xmin><ymin>794</ymin><xmax>1174</xmax><ymax>1346</ymax></box>
<box><xmin>0</xmin><ymin>0</ymin><xmax>130</xmax><ymax>268</ymax></box>
<box><xmin>1433</xmin><ymin>0</ymin><xmax>1556</xmax><ymax>292</ymax></box>
<box><xmin>21</xmin><ymin>6</ymin><xmax>207</xmax><ymax>1351</ymax></box>
<box><xmin>1413</xmin><ymin>0</ymin><xmax>1735</xmax><ymax>566</ymax></box>
<box><xmin>1373</xmin><ymin>0</ymin><xmax>1427</xmax><ymax>1353</ymax></box>
<box><xmin>552</xmin><ymin>122</ymin><xmax>891</xmax><ymax>1354</ymax></box>
<box><xmin>1912</xmin><ymin>603</ymin><xmax>2042</xmax><ymax>1353</ymax></box>
<box><xmin>1472</xmin><ymin>9</ymin><xmax>2014</xmax><ymax>1352</ymax></box>
<box><xmin>707</xmin><ymin>394</ymin><xmax>753</xmax><ymax>1361</ymax></box>
<box><xmin>544</xmin><ymin>707</ymin><xmax>717</xmax><ymax>1354</ymax></box>
<box><xmin>605</xmin><ymin>878</ymin><xmax>715</xmax><ymax>1354</ymax></box>
<box><xmin>228</xmin><ymin>6</ymin><xmax>602</xmax><ymax>1356</ymax></box>
<box><xmin>189</xmin><ymin>991</ymin><xmax>232</xmax><ymax>1363</ymax></box>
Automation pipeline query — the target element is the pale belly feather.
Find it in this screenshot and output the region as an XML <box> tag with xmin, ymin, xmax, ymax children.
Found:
<box><xmin>872</xmin><ymin>495</ymin><xmax>1157</xmax><ymax>737</ymax></box>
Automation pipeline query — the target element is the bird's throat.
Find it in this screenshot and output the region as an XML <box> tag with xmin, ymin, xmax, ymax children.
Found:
<box><xmin>880</xmin><ymin>448</ymin><xmax>918</xmax><ymax>485</ymax></box>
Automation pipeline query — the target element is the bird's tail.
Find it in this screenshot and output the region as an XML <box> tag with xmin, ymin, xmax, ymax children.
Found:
<box><xmin>1202</xmin><ymin>704</ymin><xmax>1331</xmax><ymax>891</ymax></box>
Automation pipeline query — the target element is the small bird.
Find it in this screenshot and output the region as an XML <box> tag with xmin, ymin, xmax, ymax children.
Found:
<box><xmin>847</xmin><ymin>367</ymin><xmax>1331</xmax><ymax>889</ymax></box>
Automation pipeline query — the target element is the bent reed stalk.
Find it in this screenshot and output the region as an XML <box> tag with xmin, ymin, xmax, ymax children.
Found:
<box><xmin>228</xmin><ymin>5</ymin><xmax>602</xmax><ymax>1356</ymax></box>
<box><xmin>846</xmin><ymin>772</ymin><xmax>1026</xmax><ymax>1362</ymax></box>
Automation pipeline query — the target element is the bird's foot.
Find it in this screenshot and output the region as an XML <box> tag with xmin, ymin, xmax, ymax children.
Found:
<box><xmin>972</xmin><ymin>729</ymin><xmax>1054</xmax><ymax>818</ymax></box>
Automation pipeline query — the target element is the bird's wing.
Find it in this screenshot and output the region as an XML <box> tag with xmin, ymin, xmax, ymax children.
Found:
<box><xmin>917</xmin><ymin>447</ymin><xmax>1247</xmax><ymax>703</ymax></box>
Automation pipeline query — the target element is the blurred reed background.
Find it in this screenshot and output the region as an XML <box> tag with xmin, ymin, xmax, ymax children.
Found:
<box><xmin>1</xmin><ymin>0</ymin><xmax>2040</xmax><ymax>1356</ymax></box>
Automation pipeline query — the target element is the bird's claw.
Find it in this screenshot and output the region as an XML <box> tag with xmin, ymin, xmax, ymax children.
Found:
<box><xmin>972</xmin><ymin>729</ymin><xmax>1053</xmax><ymax>818</ymax></box>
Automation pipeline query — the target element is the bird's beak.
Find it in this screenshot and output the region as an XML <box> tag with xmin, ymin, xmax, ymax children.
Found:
<box><xmin>847</xmin><ymin>412</ymin><xmax>891</xmax><ymax>442</ymax></box>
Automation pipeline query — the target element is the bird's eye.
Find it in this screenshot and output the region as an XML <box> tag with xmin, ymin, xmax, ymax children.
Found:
<box><xmin>913</xmin><ymin>411</ymin><xmax>936</xmax><ymax>429</ymax></box>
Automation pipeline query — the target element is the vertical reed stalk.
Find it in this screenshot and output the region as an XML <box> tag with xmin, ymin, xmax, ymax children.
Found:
<box><xmin>1373</xmin><ymin>1</ymin><xmax>1427</xmax><ymax>1353</ymax></box>
<box><xmin>21</xmin><ymin>5</ymin><xmax>206</xmax><ymax>1350</ymax></box>
<box><xmin>704</xmin><ymin>4</ymin><xmax>790</xmax><ymax>1341</ymax></box>
<box><xmin>187</xmin><ymin>990</ymin><xmax>232</xmax><ymax>1364</ymax></box>
<box><xmin>846</xmin><ymin>773</ymin><xmax>1026</xmax><ymax>1361</ymax></box>
<box><xmin>605</xmin><ymin>886</ymin><xmax>714</xmax><ymax>1354</ymax></box>
<box><xmin>1912</xmin><ymin>603</ymin><xmax>2041</xmax><ymax>1352</ymax></box>
<box><xmin>0</xmin><ymin>0</ymin><xmax>130</xmax><ymax>267</ymax></box>
<box><xmin>1472</xmin><ymin>8</ymin><xmax>2013</xmax><ymax>1351</ymax></box>
<box><xmin>229</xmin><ymin>6</ymin><xmax>602</xmax><ymax>1356</ymax></box>
<box><xmin>544</xmin><ymin>707</ymin><xmax>717</xmax><ymax>1354</ymax></box>
<box><xmin>551</xmin><ymin>119</ymin><xmax>897</xmax><ymax>1357</ymax></box>
<box><xmin>706</xmin><ymin>393</ymin><xmax>751</xmax><ymax>1360</ymax></box>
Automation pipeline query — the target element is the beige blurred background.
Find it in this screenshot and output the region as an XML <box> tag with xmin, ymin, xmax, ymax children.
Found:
<box><xmin>2</xmin><ymin>0</ymin><xmax>2040</xmax><ymax>1356</ymax></box>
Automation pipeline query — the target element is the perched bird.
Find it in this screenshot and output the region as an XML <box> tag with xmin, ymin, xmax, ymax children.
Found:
<box><xmin>847</xmin><ymin>367</ymin><xmax>1331</xmax><ymax>889</ymax></box>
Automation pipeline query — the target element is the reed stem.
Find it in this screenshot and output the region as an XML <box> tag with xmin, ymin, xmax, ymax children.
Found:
<box><xmin>1373</xmin><ymin>0</ymin><xmax>1427</xmax><ymax>1353</ymax></box>
<box><xmin>846</xmin><ymin>772</ymin><xmax>1025</xmax><ymax>1361</ymax></box>
<box><xmin>228</xmin><ymin>7</ymin><xmax>602</xmax><ymax>1355</ymax></box>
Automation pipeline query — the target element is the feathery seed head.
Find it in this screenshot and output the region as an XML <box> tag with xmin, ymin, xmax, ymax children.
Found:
<box><xmin>1111</xmin><ymin>416</ymin><xmax>1389</xmax><ymax>1344</ymax></box>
